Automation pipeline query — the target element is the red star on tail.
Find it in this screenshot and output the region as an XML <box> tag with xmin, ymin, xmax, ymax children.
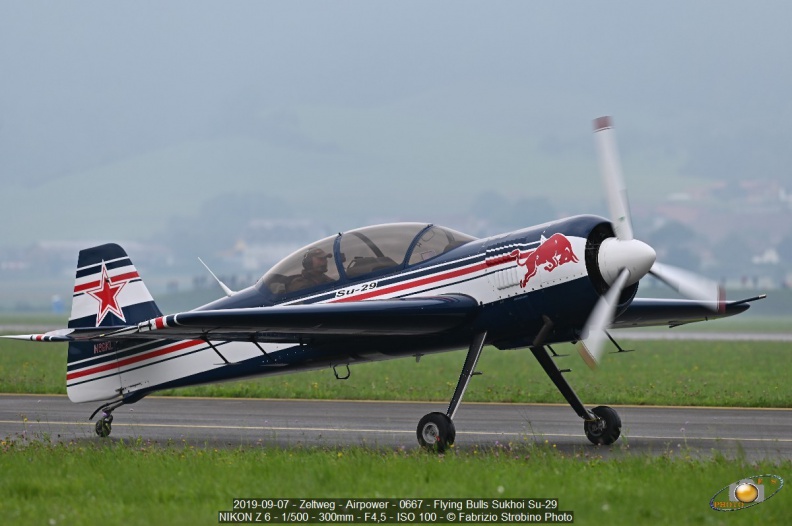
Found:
<box><xmin>86</xmin><ymin>262</ymin><xmax>127</xmax><ymax>325</ymax></box>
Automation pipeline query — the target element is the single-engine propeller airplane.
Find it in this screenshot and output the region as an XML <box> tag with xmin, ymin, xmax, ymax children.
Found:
<box><xmin>4</xmin><ymin>117</ymin><xmax>763</xmax><ymax>451</ymax></box>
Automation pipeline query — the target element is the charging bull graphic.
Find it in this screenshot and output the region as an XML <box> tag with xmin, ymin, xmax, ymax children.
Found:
<box><xmin>509</xmin><ymin>233</ymin><xmax>579</xmax><ymax>287</ymax></box>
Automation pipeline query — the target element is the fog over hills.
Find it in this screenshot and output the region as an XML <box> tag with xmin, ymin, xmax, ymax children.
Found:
<box><xmin>1</xmin><ymin>2</ymin><xmax>791</xmax><ymax>290</ymax></box>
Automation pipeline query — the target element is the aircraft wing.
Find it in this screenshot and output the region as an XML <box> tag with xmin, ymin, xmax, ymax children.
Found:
<box><xmin>5</xmin><ymin>294</ymin><xmax>479</xmax><ymax>343</ymax></box>
<box><xmin>611</xmin><ymin>296</ymin><xmax>763</xmax><ymax>329</ymax></box>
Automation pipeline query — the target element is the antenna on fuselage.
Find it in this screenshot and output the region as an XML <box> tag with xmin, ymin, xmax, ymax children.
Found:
<box><xmin>198</xmin><ymin>257</ymin><xmax>236</xmax><ymax>297</ymax></box>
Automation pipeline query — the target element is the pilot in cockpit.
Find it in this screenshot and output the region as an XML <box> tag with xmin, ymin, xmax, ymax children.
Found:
<box><xmin>287</xmin><ymin>247</ymin><xmax>334</xmax><ymax>292</ymax></box>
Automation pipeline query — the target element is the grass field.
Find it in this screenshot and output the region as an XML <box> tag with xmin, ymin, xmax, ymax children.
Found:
<box><xmin>1</xmin><ymin>338</ymin><xmax>789</xmax><ymax>407</ymax></box>
<box><xmin>0</xmin><ymin>438</ymin><xmax>788</xmax><ymax>526</ymax></box>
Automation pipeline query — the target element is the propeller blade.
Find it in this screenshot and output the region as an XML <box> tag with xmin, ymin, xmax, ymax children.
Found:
<box><xmin>578</xmin><ymin>268</ymin><xmax>631</xmax><ymax>369</ymax></box>
<box><xmin>593</xmin><ymin>116</ymin><xmax>633</xmax><ymax>241</ymax></box>
<box><xmin>649</xmin><ymin>261</ymin><xmax>725</xmax><ymax>312</ymax></box>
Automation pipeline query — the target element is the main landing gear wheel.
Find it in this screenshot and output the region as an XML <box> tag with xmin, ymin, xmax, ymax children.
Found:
<box><xmin>95</xmin><ymin>414</ymin><xmax>113</xmax><ymax>438</ymax></box>
<box><xmin>417</xmin><ymin>412</ymin><xmax>456</xmax><ymax>452</ymax></box>
<box><xmin>584</xmin><ymin>406</ymin><xmax>621</xmax><ymax>445</ymax></box>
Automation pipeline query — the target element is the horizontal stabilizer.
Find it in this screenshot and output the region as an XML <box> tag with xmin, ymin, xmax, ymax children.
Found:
<box><xmin>1</xmin><ymin>326</ymin><xmax>131</xmax><ymax>343</ymax></box>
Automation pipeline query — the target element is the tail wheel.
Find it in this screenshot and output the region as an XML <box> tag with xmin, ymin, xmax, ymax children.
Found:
<box><xmin>417</xmin><ymin>412</ymin><xmax>456</xmax><ymax>452</ymax></box>
<box><xmin>95</xmin><ymin>414</ymin><xmax>113</xmax><ymax>438</ymax></box>
<box><xmin>584</xmin><ymin>405</ymin><xmax>621</xmax><ymax>445</ymax></box>
<box><xmin>95</xmin><ymin>419</ymin><xmax>112</xmax><ymax>438</ymax></box>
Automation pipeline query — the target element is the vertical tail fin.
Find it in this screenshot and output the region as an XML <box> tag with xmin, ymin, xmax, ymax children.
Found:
<box><xmin>69</xmin><ymin>243</ymin><xmax>162</xmax><ymax>328</ymax></box>
<box><xmin>67</xmin><ymin>243</ymin><xmax>162</xmax><ymax>402</ymax></box>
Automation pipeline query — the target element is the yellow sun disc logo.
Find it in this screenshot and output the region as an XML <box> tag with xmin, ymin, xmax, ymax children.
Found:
<box><xmin>734</xmin><ymin>483</ymin><xmax>759</xmax><ymax>503</ymax></box>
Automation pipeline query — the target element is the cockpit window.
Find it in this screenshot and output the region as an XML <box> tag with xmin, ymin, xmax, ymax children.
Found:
<box><xmin>340</xmin><ymin>223</ymin><xmax>427</xmax><ymax>279</ymax></box>
<box><xmin>408</xmin><ymin>226</ymin><xmax>477</xmax><ymax>265</ymax></box>
<box><xmin>257</xmin><ymin>223</ymin><xmax>477</xmax><ymax>297</ymax></box>
<box><xmin>258</xmin><ymin>235</ymin><xmax>340</xmax><ymax>296</ymax></box>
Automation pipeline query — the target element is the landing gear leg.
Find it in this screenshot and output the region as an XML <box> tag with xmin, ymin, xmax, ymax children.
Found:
<box><xmin>90</xmin><ymin>399</ymin><xmax>126</xmax><ymax>438</ymax></box>
<box><xmin>530</xmin><ymin>344</ymin><xmax>621</xmax><ymax>446</ymax></box>
<box><xmin>417</xmin><ymin>332</ymin><xmax>487</xmax><ymax>452</ymax></box>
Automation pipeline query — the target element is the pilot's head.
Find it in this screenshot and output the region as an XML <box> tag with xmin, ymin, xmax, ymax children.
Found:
<box><xmin>303</xmin><ymin>247</ymin><xmax>331</xmax><ymax>273</ymax></box>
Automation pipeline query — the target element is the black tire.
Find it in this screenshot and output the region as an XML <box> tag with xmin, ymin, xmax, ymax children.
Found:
<box><xmin>95</xmin><ymin>419</ymin><xmax>112</xmax><ymax>438</ymax></box>
<box><xmin>416</xmin><ymin>412</ymin><xmax>456</xmax><ymax>452</ymax></box>
<box><xmin>584</xmin><ymin>405</ymin><xmax>621</xmax><ymax>445</ymax></box>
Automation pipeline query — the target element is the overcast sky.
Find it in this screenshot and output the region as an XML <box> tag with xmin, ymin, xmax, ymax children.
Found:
<box><xmin>1</xmin><ymin>1</ymin><xmax>790</xmax><ymax>245</ymax></box>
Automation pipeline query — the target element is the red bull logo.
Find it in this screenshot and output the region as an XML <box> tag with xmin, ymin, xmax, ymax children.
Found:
<box><xmin>509</xmin><ymin>233</ymin><xmax>579</xmax><ymax>287</ymax></box>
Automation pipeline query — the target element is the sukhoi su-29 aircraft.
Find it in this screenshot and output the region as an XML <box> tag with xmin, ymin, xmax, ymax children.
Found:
<box><xmin>3</xmin><ymin>117</ymin><xmax>763</xmax><ymax>451</ymax></box>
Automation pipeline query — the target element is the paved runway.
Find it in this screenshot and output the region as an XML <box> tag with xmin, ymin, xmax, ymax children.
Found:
<box><xmin>1</xmin><ymin>394</ymin><xmax>789</xmax><ymax>460</ymax></box>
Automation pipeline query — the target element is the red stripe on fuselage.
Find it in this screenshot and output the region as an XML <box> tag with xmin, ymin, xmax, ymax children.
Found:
<box><xmin>66</xmin><ymin>339</ymin><xmax>204</xmax><ymax>381</ymax></box>
<box><xmin>332</xmin><ymin>260</ymin><xmax>489</xmax><ymax>303</ymax></box>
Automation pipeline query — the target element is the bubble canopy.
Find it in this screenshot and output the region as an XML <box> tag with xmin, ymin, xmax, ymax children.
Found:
<box><xmin>257</xmin><ymin>223</ymin><xmax>477</xmax><ymax>297</ymax></box>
